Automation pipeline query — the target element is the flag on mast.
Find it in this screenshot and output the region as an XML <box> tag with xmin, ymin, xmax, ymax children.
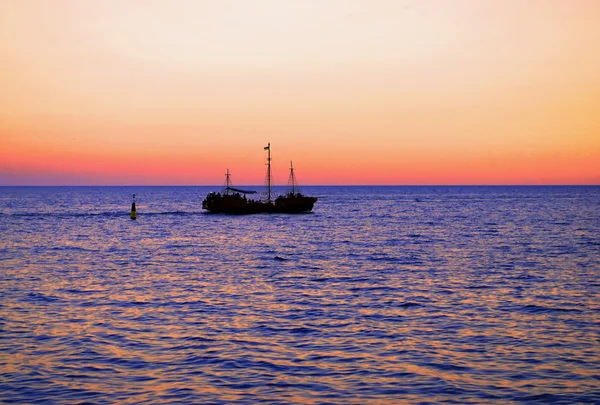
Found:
<box><xmin>264</xmin><ymin>144</ymin><xmax>270</xmax><ymax>150</ymax></box>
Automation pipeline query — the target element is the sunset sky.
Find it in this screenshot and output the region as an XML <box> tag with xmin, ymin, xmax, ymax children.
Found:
<box><xmin>1</xmin><ymin>0</ymin><xmax>599</xmax><ymax>185</ymax></box>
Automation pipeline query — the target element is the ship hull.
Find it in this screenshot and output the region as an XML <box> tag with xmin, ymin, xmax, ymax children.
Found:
<box><xmin>274</xmin><ymin>194</ymin><xmax>317</xmax><ymax>213</ymax></box>
<box><xmin>202</xmin><ymin>193</ymin><xmax>274</xmax><ymax>214</ymax></box>
<box><xmin>202</xmin><ymin>193</ymin><xmax>317</xmax><ymax>214</ymax></box>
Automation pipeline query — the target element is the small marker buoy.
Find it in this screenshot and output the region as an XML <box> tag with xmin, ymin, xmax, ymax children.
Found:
<box><xmin>130</xmin><ymin>194</ymin><xmax>137</xmax><ymax>220</ymax></box>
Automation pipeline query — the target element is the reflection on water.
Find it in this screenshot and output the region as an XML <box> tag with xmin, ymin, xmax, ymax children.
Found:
<box><xmin>1</xmin><ymin>186</ymin><xmax>599</xmax><ymax>404</ymax></box>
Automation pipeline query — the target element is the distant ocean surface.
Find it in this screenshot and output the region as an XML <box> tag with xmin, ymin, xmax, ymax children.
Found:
<box><xmin>1</xmin><ymin>185</ymin><xmax>599</xmax><ymax>404</ymax></box>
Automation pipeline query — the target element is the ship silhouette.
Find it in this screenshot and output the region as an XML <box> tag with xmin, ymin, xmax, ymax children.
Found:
<box><xmin>202</xmin><ymin>143</ymin><xmax>317</xmax><ymax>214</ymax></box>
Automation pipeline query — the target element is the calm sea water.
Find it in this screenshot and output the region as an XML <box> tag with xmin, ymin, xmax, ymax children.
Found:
<box><xmin>1</xmin><ymin>186</ymin><xmax>599</xmax><ymax>404</ymax></box>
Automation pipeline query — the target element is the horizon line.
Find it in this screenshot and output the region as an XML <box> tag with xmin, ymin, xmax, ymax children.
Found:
<box><xmin>1</xmin><ymin>184</ymin><xmax>598</xmax><ymax>187</ymax></box>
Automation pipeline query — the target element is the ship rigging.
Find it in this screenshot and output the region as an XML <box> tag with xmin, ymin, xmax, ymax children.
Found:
<box><xmin>201</xmin><ymin>144</ymin><xmax>317</xmax><ymax>214</ymax></box>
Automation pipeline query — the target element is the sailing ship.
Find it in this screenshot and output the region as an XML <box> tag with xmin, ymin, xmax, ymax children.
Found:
<box><xmin>201</xmin><ymin>144</ymin><xmax>317</xmax><ymax>214</ymax></box>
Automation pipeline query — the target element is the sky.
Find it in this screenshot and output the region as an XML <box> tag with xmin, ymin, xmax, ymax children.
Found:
<box><xmin>1</xmin><ymin>0</ymin><xmax>599</xmax><ymax>185</ymax></box>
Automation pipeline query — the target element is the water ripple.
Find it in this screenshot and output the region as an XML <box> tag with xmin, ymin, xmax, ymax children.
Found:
<box><xmin>1</xmin><ymin>186</ymin><xmax>599</xmax><ymax>404</ymax></box>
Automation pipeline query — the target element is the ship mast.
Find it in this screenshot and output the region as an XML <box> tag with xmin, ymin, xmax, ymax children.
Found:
<box><xmin>265</xmin><ymin>143</ymin><xmax>271</xmax><ymax>203</ymax></box>
<box><xmin>289</xmin><ymin>160</ymin><xmax>296</xmax><ymax>195</ymax></box>
<box><xmin>225</xmin><ymin>169</ymin><xmax>232</xmax><ymax>194</ymax></box>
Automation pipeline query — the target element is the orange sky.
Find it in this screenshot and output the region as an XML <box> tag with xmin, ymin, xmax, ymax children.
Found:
<box><xmin>1</xmin><ymin>0</ymin><xmax>599</xmax><ymax>185</ymax></box>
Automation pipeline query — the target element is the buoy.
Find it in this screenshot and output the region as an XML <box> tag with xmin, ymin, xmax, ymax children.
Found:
<box><xmin>130</xmin><ymin>194</ymin><xmax>137</xmax><ymax>220</ymax></box>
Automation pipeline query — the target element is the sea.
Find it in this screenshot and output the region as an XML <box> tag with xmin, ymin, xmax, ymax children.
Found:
<box><xmin>1</xmin><ymin>186</ymin><xmax>599</xmax><ymax>404</ymax></box>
